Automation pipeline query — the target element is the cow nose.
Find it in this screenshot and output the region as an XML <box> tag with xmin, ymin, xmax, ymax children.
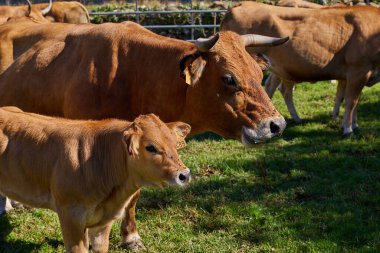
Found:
<box><xmin>270</xmin><ymin>121</ymin><xmax>280</xmax><ymax>134</ymax></box>
<box><xmin>178</xmin><ymin>168</ymin><xmax>191</xmax><ymax>185</ymax></box>
<box><xmin>269</xmin><ymin>117</ymin><xmax>286</xmax><ymax>135</ymax></box>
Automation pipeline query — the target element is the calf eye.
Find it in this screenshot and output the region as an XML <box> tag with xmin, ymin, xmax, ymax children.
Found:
<box><xmin>222</xmin><ymin>74</ymin><xmax>237</xmax><ymax>88</ymax></box>
<box><xmin>145</xmin><ymin>145</ymin><xmax>158</xmax><ymax>154</ymax></box>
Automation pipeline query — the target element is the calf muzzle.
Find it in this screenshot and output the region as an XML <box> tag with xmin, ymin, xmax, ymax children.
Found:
<box><xmin>175</xmin><ymin>168</ymin><xmax>191</xmax><ymax>186</ymax></box>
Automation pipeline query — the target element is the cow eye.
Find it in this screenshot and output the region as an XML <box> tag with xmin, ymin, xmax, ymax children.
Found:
<box><xmin>145</xmin><ymin>145</ymin><xmax>158</xmax><ymax>154</ymax></box>
<box><xmin>222</xmin><ymin>74</ymin><xmax>237</xmax><ymax>88</ymax></box>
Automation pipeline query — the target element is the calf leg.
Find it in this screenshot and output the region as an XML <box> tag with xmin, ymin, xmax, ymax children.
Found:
<box><xmin>265</xmin><ymin>73</ymin><xmax>281</xmax><ymax>99</ymax></box>
<box><xmin>89</xmin><ymin>222</ymin><xmax>113</xmax><ymax>253</ymax></box>
<box><xmin>120</xmin><ymin>190</ymin><xmax>145</xmax><ymax>250</ymax></box>
<box><xmin>0</xmin><ymin>195</ymin><xmax>13</xmax><ymax>215</ymax></box>
<box><xmin>57</xmin><ymin>207</ymin><xmax>88</xmax><ymax>253</ymax></box>
<box><xmin>279</xmin><ymin>80</ymin><xmax>302</xmax><ymax>123</ymax></box>
<box><xmin>332</xmin><ymin>80</ymin><xmax>346</xmax><ymax>120</ymax></box>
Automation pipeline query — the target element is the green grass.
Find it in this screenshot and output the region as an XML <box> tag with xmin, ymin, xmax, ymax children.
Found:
<box><xmin>1</xmin><ymin>81</ymin><xmax>380</xmax><ymax>252</ymax></box>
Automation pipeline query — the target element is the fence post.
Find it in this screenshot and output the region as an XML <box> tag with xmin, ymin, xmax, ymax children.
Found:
<box><xmin>190</xmin><ymin>0</ymin><xmax>194</xmax><ymax>41</ymax></box>
<box><xmin>135</xmin><ymin>0</ymin><xmax>140</xmax><ymax>24</ymax></box>
<box><xmin>213</xmin><ymin>12</ymin><xmax>216</xmax><ymax>34</ymax></box>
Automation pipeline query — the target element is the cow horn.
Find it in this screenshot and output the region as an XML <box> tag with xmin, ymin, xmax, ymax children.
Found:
<box><xmin>242</xmin><ymin>34</ymin><xmax>289</xmax><ymax>47</ymax></box>
<box><xmin>41</xmin><ymin>0</ymin><xmax>52</xmax><ymax>16</ymax></box>
<box><xmin>26</xmin><ymin>0</ymin><xmax>32</xmax><ymax>16</ymax></box>
<box><xmin>194</xmin><ymin>33</ymin><xmax>220</xmax><ymax>52</ymax></box>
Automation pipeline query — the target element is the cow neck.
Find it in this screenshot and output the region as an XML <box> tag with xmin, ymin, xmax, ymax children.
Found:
<box><xmin>80</xmin><ymin>124</ymin><xmax>138</xmax><ymax>201</ymax></box>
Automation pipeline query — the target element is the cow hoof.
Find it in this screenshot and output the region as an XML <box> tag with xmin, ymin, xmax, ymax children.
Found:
<box><xmin>0</xmin><ymin>197</ymin><xmax>14</xmax><ymax>215</ymax></box>
<box><xmin>342</xmin><ymin>132</ymin><xmax>353</xmax><ymax>138</ymax></box>
<box><xmin>122</xmin><ymin>238</ymin><xmax>146</xmax><ymax>252</ymax></box>
<box><xmin>11</xmin><ymin>200</ymin><xmax>24</xmax><ymax>209</ymax></box>
<box><xmin>353</xmin><ymin>126</ymin><xmax>360</xmax><ymax>133</ymax></box>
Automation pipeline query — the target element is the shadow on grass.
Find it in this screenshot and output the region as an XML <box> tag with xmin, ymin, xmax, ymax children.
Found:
<box><xmin>138</xmin><ymin>118</ymin><xmax>380</xmax><ymax>250</ymax></box>
<box><xmin>189</xmin><ymin>131</ymin><xmax>224</xmax><ymax>142</ymax></box>
<box><xmin>0</xmin><ymin>212</ymin><xmax>64</xmax><ymax>252</ymax></box>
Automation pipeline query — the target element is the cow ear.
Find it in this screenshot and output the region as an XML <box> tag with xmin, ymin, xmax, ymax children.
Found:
<box><xmin>250</xmin><ymin>53</ymin><xmax>271</xmax><ymax>71</ymax></box>
<box><xmin>253</xmin><ymin>53</ymin><xmax>271</xmax><ymax>71</ymax></box>
<box><xmin>179</xmin><ymin>54</ymin><xmax>207</xmax><ymax>86</ymax></box>
<box><xmin>122</xmin><ymin>123</ymin><xmax>142</xmax><ymax>159</ymax></box>
<box><xmin>166</xmin><ymin>122</ymin><xmax>191</xmax><ymax>149</ymax></box>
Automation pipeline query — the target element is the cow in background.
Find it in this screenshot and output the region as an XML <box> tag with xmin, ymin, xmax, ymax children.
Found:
<box><xmin>0</xmin><ymin>0</ymin><xmax>51</xmax><ymax>24</ymax></box>
<box><xmin>0</xmin><ymin>0</ymin><xmax>89</xmax><ymax>24</ymax></box>
<box><xmin>222</xmin><ymin>2</ymin><xmax>380</xmax><ymax>135</ymax></box>
<box><xmin>34</xmin><ymin>1</ymin><xmax>89</xmax><ymax>23</ymax></box>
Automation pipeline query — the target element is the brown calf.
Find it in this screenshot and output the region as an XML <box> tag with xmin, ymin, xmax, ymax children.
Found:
<box><xmin>0</xmin><ymin>107</ymin><xmax>191</xmax><ymax>253</ymax></box>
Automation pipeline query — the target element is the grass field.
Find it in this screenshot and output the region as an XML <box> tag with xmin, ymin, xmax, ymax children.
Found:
<box><xmin>0</xmin><ymin>81</ymin><xmax>379</xmax><ymax>252</ymax></box>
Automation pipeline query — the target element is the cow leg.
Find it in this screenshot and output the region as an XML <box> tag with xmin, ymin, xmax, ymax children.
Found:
<box><xmin>10</xmin><ymin>200</ymin><xmax>24</xmax><ymax>209</ymax></box>
<box><xmin>120</xmin><ymin>190</ymin><xmax>145</xmax><ymax>251</ymax></box>
<box><xmin>265</xmin><ymin>73</ymin><xmax>281</xmax><ymax>99</ymax></box>
<box><xmin>352</xmin><ymin>106</ymin><xmax>359</xmax><ymax>130</ymax></box>
<box><xmin>57</xmin><ymin>207</ymin><xmax>88</xmax><ymax>253</ymax></box>
<box><xmin>342</xmin><ymin>78</ymin><xmax>365</xmax><ymax>135</ymax></box>
<box><xmin>89</xmin><ymin>222</ymin><xmax>113</xmax><ymax>253</ymax></box>
<box><xmin>279</xmin><ymin>80</ymin><xmax>302</xmax><ymax>123</ymax></box>
<box><xmin>0</xmin><ymin>195</ymin><xmax>13</xmax><ymax>215</ymax></box>
<box><xmin>332</xmin><ymin>80</ymin><xmax>346</xmax><ymax>120</ymax></box>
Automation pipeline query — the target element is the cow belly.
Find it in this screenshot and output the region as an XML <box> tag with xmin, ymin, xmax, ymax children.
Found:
<box><xmin>0</xmin><ymin>152</ymin><xmax>54</xmax><ymax>209</ymax></box>
<box><xmin>0</xmin><ymin>179</ymin><xmax>53</xmax><ymax>210</ymax></box>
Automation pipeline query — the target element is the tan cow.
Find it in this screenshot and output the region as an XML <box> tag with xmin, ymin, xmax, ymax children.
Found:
<box><xmin>33</xmin><ymin>1</ymin><xmax>90</xmax><ymax>24</ymax></box>
<box><xmin>0</xmin><ymin>0</ymin><xmax>52</xmax><ymax>24</ymax></box>
<box><xmin>0</xmin><ymin>107</ymin><xmax>191</xmax><ymax>253</ymax></box>
<box><xmin>221</xmin><ymin>2</ymin><xmax>380</xmax><ymax>135</ymax></box>
<box><xmin>0</xmin><ymin>20</ymin><xmax>288</xmax><ymax>250</ymax></box>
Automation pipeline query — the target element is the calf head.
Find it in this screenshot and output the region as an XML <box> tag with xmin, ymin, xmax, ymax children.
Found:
<box><xmin>123</xmin><ymin>114</ymin><xmax>191</xmax><ymax>187</ymax></box>
<box><xmin>181</xmin><ymin>31</ymin><xmax>288</xmax><ymax>146</ymax></box>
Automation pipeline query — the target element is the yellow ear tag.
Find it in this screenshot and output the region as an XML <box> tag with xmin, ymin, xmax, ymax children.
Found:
<box><xmin>185</xmin><ymin>67</ymin><xmax>192</xmax><ymax>85</ymax></box>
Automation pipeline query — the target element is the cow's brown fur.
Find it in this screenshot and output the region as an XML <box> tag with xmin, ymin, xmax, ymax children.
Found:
<box><xmin>277</xmin><ymin>0</ymin><xmax>323</xmax><ymax>8</ymax></box>
<box><xmin>0</xmin><ymin>108</ymin><xmax>190</xmax><ymax>253</ymax></box>
<box><xmin>0</xmin><ymin>20</ymin><xmax>286</xmax><ymax>249</ymax></box>
<box><xmin>0</xmin><ymin>20</ymin><xmax>284</xmax><ymax>141</ymax></box>
<box><xmin>222</xmin><ymin>2</ymin><xmax>380</xmax><ymax>134</ymax></box>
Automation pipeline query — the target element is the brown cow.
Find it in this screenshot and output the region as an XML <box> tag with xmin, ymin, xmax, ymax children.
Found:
<box><xmin>0</xmin><ymin>20</ymin><xmax>287</xmax><ymax>250</ymax></box>
<box><xmin>34</xmin><ymin>1</ymin><xmax>90</xmax><ymax>24</ymax></box>
<box><xmin>0</xmin><ymin>107</ymin><xmax>191</xmax><ymax>253</ymax></box>
<box><xmin>0</xmin><ymin>0</ymin><xmax>52</xmax><ymax>24</ymax></box>
<box><xmin>221</xmin><ymin>2</ymin><xmax>380</xmax><ymax>135</ymax></box>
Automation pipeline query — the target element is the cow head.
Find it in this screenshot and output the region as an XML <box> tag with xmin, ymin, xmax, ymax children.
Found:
<box><xmin>180</xmin><ymin>31</ymin><xmax>288</xmax><ymax>146</ymax></box>
<box><xmin>6</xmin><ymin>0</ymin><xmax>52</xmax><ymax>23</ymax></box>
<box><xmin>123</xmin><ymin>114</ymin><xmax>191</xmax><ymax>187</ymax></box>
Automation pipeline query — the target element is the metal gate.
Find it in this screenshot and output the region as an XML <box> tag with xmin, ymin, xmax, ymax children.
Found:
<box><xmin>89</xmin><ymin>0</ymin><xmax>228</xmax><ymax>41</ymax></box>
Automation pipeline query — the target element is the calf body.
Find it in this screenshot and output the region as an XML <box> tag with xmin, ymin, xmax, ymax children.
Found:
<box><xmin>0</xmin><ymin>108</ymin><xmax>190</xmax><ymax>253</ymax></box>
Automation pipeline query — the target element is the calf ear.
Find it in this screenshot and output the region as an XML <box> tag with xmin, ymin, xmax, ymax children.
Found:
<box><xmin>179</xmin><ymin>54</ymin><xmax>207</xmax><ymax>85</ymax></box>
<box><xmin>166</xmin><ymin>122</ymin><xmax>191</xmax><ymax>149</ymax></box>
<box><xmin>123</xmin><ymin>123</ymin><xmax>142</xmax><ymax>159</ymax></box>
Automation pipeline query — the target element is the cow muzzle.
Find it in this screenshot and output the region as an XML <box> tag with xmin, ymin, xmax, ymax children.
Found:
<box><xmin>241</xmin><ymin>116</ymin><xmax>286</xmax><ymax>147</ymax></box>
<box><xmin>174</xmin><ymin>168</ymin><xmax>191</xmax><ymax>186</ymax></box>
